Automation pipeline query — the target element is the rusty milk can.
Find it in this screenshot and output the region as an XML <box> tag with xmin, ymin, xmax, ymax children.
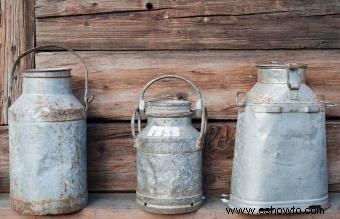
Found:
<box><xmin>131</xmin><ymin>75</ymin><xmax>207</xmax><ymax>214</ymax></box>
<box><xmin>8</xmin><ymin>45</ymin><xmax>92</xmax><ymax>215</ymax></box>
<box><xmin>228</xmin><ymin>62</ymin><xmax>330</xmax><ymax>213</ymax></box>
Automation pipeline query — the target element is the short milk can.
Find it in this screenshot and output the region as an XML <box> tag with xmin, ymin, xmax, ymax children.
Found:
<box><xmin>8</xmin><ymin>45</ymin><xmax>92</xmax><ymax>215</ymax></box>
<box><xmin>228</xmin><ymin>63</ymin><xmax>330</xmax><ymax>213</ymax></box>
<box><xmin>131</xmin><ymin>75</ymin><xmax>207</xmax><ymax>214</ymax></box>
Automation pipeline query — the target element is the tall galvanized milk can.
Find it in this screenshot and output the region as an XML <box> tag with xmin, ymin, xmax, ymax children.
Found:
<box><xmin>228</xmin><ymin>63</ymin><xmax>330</xmax><ymax>213</ymax></box>
<box><xmin>131</xmin><ymin>75</ymin><xmax>207</xmax><ymax>214</ymax></box>
<box><xmin>8</xmin><ymin>45</ymin><xmax>92</xmax><ymax>215</ymax></box>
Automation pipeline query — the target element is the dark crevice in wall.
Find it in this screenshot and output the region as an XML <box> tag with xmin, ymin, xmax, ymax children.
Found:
<box><xmin>35</xmin><ymin>6</ymin><xmax>340</xmax><ymax>19</ymax></box>
<box><xmin>28</xmin><ymin>48</ymin><xmax>340</xmax><ymax>52</ymax></box>
<box><xmin>36</xmin><ymin>7</ymin><xmax>173</xmax><ymax>19</ymax></box>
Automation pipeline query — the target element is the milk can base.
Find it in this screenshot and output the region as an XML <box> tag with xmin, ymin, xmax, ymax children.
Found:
<box><xmin>227</xmin><ymin>195</ymin><xmax>329</xmax><ymax>214</ymax></box>
<box><xmin>10</xmin><ymin>193</ymin><xmax>88</xmax><ymax>215</ymax></box>
<box><xmin>136</xmin><ymin>193</ymin><xmax>203</xmax><ymax>214</ymax></box>
<box><xmin>137</xmin><ymin>199</ymin><xmax>202</xmax><ymax>214</ymax></box>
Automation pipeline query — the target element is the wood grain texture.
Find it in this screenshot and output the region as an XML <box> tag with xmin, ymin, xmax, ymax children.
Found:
<box><xmin>0</xmin><ymin>1</ymin><xmax>4</xmax><ymax>123</ymax></box>
<box><xmin>0</xmin><ymin>126</ymin><xmax>8</xmax><ymax>192</ymax></box>
<box><xmin>2</xmin><ymin>193</ymin><xmax>340</xmax><ymax>218</ymax></box>
<box><xmin>1</xmin><ymin>121</ymin><xmax>340</xmax><ymax>193</ymax></box>
<box><xmin>35</xmin><ymin>50</ymin><xmax>340</xmax><ymax>121</ymax></box>
<box><xmin>85</xmin><ymin>122</ymin><xmax>235</xmax><ymax>193</ymax></box>
<box><xmin>34</xmin><ymin>0</ymin><xmax>340</xmax><ymax>18</ymax></box>
<box><xmin>0</xmin><ymin>0</ymin><xmax>35</xmax><ymax>125</ymax></box>
<box><xmin>35</xmin><ymin>0</ymin><xmax>340</xmax><ymax>50</ymax></box>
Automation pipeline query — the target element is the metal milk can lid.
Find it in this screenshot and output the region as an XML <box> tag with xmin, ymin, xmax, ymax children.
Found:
<box><xmin>22</xmin><ymin>68</ymin><xmax>72</xmax><ymax>78</ymax></box>
<box><xmin>256</xmin><ymin>62</ymin><xmax>307</xmax><ymax>69</ymax></box>
<box><xmin>256</xmin><ymin>62</ymin><xmax>307</xmax><ymax>84</ymax></box>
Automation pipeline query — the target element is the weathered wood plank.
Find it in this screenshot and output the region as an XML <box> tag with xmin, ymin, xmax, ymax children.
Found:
<box><xmin>0</xmin><ymin>126</ymin><xmax>8</xmax><ymax>192</ymax></box>
<box><xmin>35</xmin><ymin>2</ymin><xmax>340</xmax><ymax>50</ymax></box>
<box><xmin>85</xmin><ymin>121</ymin><xmax>234</xmax><ymax>193</ymax></box>
<box><xmin>1</xmin><ymin>193</ymin><xmax>340</xmax><ymax>218</ymax></box>
<box><xmin>0</xmin><ymin>0</ymin><xmax>8</xmax><ymax>122</ymax></box>
<box><xmin>0</xmin><ymin>0</ymin><xmax>35</xmax><ymax>125</ymax></box>
<box><xmin>1</xmin><ymin>121</ymin><xmax>340</xmax><ymax>193</ymax></box>
<box><xmin>35</xmin><ymin>0</ymin><xmax>340</xmax><ymax>18</ymax></box>
<box><xmin>35</xmin><ymin>50</ymin><xmax>340</xmax><ymax>120</ymax></box>
<box><xmin>0</xmin><ymin>1</ymin><xmax>4</xmax><ymax>123</ymax></box>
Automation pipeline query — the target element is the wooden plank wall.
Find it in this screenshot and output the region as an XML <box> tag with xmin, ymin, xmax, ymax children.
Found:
<box><xmin>1</xmin><ymin>0</ymin><xmax>340</xmax><ymax>194</ymax></box>
<box><xmin>34</xmin><ymin>50</ymin><xmax>340</xmax><ymax>120</ymax></box>
<box><xmin>0</xmin><ymin>0</ymin><xmax>35</xmax><ymax>124</ymax></box>
<box><xmin>35</xmin><ymin>0</ymin><xmax>340</xmax><ymax>50</ymax></box>
<box><xmin>1</xmin><ymin>122</ymin><xmax>340</xmax><ymax>194</ymax></box>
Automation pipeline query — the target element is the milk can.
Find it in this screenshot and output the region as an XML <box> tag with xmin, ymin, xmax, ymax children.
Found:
<box><xmin>131</xmin><ymin>75</ymin><xmax>207</xmax><ymax>214</ymax></box>
<box><xmin>8</xmin><ymin>45</ymin><xmax>92</xmax><ymax>215</ymax></box>
<box><xmin>228</xmin><ymin>62</ymin><xmax>330</xmax><ymax>213</ymax></box>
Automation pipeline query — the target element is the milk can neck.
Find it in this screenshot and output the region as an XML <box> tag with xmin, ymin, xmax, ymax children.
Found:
<box><xmin>22</xmin><ymin>68</ymin><xmax>72</xmax><ymax>95</ymax></box>
<box><xmin>256</xmin><ymin>64</ymin><xmax>306</xmax><ymax>84</ymax></box>
<box><xmin>145</xmin><ymin>99</ymin><xmax>193</xmax><ymax>126</ymax></box>
<box><xmin>147</xmin><ymin>116</ymin><xmax>192</xmax><ymax>126</ymax></box>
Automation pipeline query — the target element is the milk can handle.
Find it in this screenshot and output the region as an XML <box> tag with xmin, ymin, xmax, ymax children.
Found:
<box><xmin>236</xmin><ymin>91</ymin><xmax>246</xmax><ymax>107</ymax></box>
<box><xmin>319</xmin><ymin>95</ymin><xmax>338</xmax><ymax>108</ymax></box>
<box><xmin>131</xmin><ymin>107</ymin><xmax>141</xmax><ymax>140</ymax></box>
<box><xmin>138</xmin><ymin>75</ymin><xmax>203</xmax><ymax>117</ymax></box>
<box><xmin>9</xmin><ymin>44</ymin><xmax>93</xmax><ymax>115</ymax></box>
<box><xmin>132</xmin><ymin>75</ymin><xmax>207</xmax><ymax>149</ymax></box>
<box><xmin>197</xmin><ymin>106</ymin><xmax>208</xmax><ymax>150</ymax></box>
<box><xmin>287</xmin><ymin>63</ymin><xmax>301</xmax><ymax>90</ymax></box>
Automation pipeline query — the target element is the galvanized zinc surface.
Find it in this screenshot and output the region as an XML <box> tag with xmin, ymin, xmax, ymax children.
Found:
<box><xmin>132</xmin><ymin>75</ymin><xmax>206</xmax><ymax>214</ymax></box>
<box><xmin>8</xmin><ymin>68</ymin><xmax>88</xmax><ymax>215</ymax></box>
<box><xmin>229</xmin><ymin>64</ymin><xmax>329</xmax><ymax>213</ymax></box>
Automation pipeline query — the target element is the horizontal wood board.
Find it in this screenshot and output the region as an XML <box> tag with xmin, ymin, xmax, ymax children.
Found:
<box><xmin>2</xmin><ymin>193</ymin><xmax>340</xmax><ymax>218</ymax></box>
<box><xmin>35</xmin><ymin>0</ymin><xmax>340</xmax><ymax>50</ymax></box>
<box><xmin>35</xmin><ymin>0</ymin><xmax>340</xmax><ymax>18</ymax></box>
<box><xmin>35</xmin><ymin>50</ymin><xmax>340</xmax><ymax>121</ymax></box>
<box><xmin>1</xmin><ymin>121</ymin><xmax>340</xmax><ymax>193</ymax></box>
<box><xmin>2</xmin><ymin>0</ymin><xmax>338</xmax><ymax>198</ymax></box>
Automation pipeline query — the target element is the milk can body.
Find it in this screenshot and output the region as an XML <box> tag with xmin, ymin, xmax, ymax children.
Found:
<box><xmin>229</xmin><ymin>63</ymin><xmax>329</xmax><ymax>213</ymax></box>
<box><xmin>8</xmin><ymin>45</ymin><xmax>91</xmax><ymax>215</ymax></box>
<box><xmin>131</xmin><ymin>75</ymin><xmax>207</xmax><ymax>214</ymax></box>
<box><xmin>8</xmin><ymin>68</ymin><xmax>87</xmax><ymax>215</ymax></box>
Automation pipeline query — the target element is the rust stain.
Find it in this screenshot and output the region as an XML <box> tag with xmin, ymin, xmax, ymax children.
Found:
<box><xmin>10</xmin><ymin>192</ymin><xmax>87</xmax><ymax>215</ymax></box>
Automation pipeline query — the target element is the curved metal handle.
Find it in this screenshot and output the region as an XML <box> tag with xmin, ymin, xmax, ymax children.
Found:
<box><xmin>236</xmin><ymin>91</ymin><xmax>246</xmax><ymax>107</ymax></box>
<box><xmin>131</xmin><ymin>107</ymin><xmax>142</xmax><ymax>141</ymax></box>
<box><xmin>134</xmin><ymin>75</ymin><xmax>207</xmax><ymax>150</ymax></box>
<box><xmin>9</xmin><ymin>44</ymin><xmax>93</xmax><ymax>115</ymax></box>
<box><xmin>138</xmin><ymin>75</ymin><xmax>203</xmax><ymax>118</ymax></box>
<box><xmin>324</xmin><ymin>102</ymin><xmax>337</xmax><ymax>108</ymax></box>
<box><xmin>287</xmin><ymin>63</ymin><xmax>301</xmax><ymax>90</ymax></box>
<box><xmin>196</xmin><ymin>106</ymin><xmax>208</xmax><ymax>150</ymax></box>
<box><xmin>319</xmin><ymin>95</ymin><xmax>337</xmax><ymax>108</ymax></box>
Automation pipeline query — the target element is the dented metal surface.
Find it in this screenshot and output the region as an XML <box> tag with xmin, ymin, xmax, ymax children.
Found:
<box><xmin>131</xmin><ymin>75</ymin><xmax>207</xmax><ymax>214</ymax></box>
<box><xmin>229</xmin><ymin>63</ymin><xmax>329</xmax><ymax>213</ymax></box>
<box><xmin>8</xmin><ymin>68</ymin><xmax>87</xmax><ymax>215</ymax></box>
